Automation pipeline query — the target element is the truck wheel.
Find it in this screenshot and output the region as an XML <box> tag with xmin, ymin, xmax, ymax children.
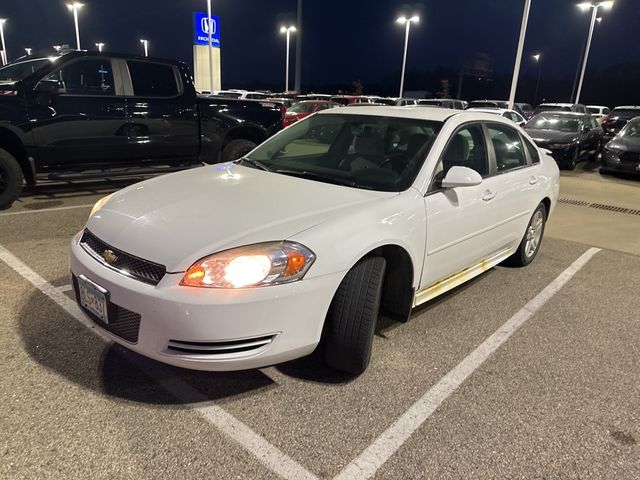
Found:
<box><xmin>323</xmin><ymin>256</ymin><xmax>386</xmax><ymax>375</ymax></box>
<box><xmin>221</xmin><ymin>139</ymin><xmax>257</xmax><ymax>163</ymax></box>
<box><xmin>0</xmin><ymin>148</ymin><xmax>24</xmax><ymax>210</ymax></box>
<box><xmin>505</xmin><ymin>202</ymin><xmax>547</xmax><ymax>267</ymax></box>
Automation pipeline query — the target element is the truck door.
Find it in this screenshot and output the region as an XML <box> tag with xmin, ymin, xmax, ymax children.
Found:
<box><xmin>29</xmin><ymin>57</ymin><xmax>132</xmax><ymax>168</ymax></box>
<box><xmin>123</xmin><ymin>59</ymin><xmax>199</xmax><ymax>163</ymax></box>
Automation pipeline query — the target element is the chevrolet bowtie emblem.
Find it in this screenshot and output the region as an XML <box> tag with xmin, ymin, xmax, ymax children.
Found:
<box><xmin>102</xmin><ymin>249</ymin><xmax>118</xmax><ymax>265</ymax></box>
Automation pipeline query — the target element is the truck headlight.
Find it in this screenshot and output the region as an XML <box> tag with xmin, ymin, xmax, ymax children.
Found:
<box><xmin>180</xmin><ymin>241</ymin><xmax>316</xmax><ymax>288</ymax></box>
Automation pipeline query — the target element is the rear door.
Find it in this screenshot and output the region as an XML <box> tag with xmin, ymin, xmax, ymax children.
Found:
<box><xmin>123</xmin><ymin>59</ymin><xmax>199</xmax><ymax>163</ymax></box>
<box><xmin>29</xmin><ymin>56</ymin><xmax>132</xmax><ymax>168</ymax></box>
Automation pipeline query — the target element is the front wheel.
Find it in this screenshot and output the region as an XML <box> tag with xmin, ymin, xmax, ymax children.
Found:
<box><xmin>506</xmin><ymin>202</ymin><xmax>547</xmax><ymax>267</ymax></box>
<box><xmin>323</xmin><ymin>256</ymin><xmax>386</xmax><ymax>375</ymax></box>
<box><xmin>565</xmin><ymin>147</ymin><xmax>579</xmax><ymax>170</ymax></box>
<box><xmin>0</xmin><ymin>148</ymin><xmax>24</xmax><ymax>210</ymax></box>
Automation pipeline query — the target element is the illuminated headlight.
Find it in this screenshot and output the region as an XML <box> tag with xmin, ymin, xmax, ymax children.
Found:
<box><xmin>548</xmin><ymin>143</ymin><xmax>572</xmax><ymax>149</ymax></box>
<box><xmin>89</xmin><ymin>193</ymin><xmax>114</xmax><ymax>218</ymax></box>
<box><xmin>180</xmin><ymin>242</ymin><xmax>316</xmax><ymax>288</ymax></box>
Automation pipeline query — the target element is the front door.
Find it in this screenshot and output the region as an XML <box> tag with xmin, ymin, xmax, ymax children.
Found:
<box><xmin>28</xmin><ymin>57</ymin><xmax>132</xmax><ymax>169</ymax></box>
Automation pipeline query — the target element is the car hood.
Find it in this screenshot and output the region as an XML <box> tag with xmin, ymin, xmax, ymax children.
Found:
<box><xmin>526</xmin><ymin>129</ymin><xmax>579</xmax><ymax>144</ymax></box>
<box><xmin>86</xmin><ymin>164</ymin><xmax>395</xmax><ymax>272</ymax></box>
<box><xmin>607</xmin><ymin>136</ymin><xmax>640</xmax><ymax>152</ymax></box>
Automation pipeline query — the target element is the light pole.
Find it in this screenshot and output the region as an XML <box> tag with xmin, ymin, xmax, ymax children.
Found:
<box><xmin>396</xmin><ymin>15</ymin><xmax>419</xmax><ymax>98</ymax></box>
<box><xmin>532</xmin><ymin>54</ymin><xmax>543</xmax><ymax>105</ymax></box>
<box><xmin>294</xmin><ymin>0</ymin><xmax>303</xmax><ymax>93</ymax></box>
<box><xmin>206</xmin><ymin>0</ymin><xmax>215</xmax><ymax>94</ymax></box>
<box><xmin>66</xmin><ymin>3</ymin><xmax>83</xmax><ymax>51</ymax></box>
<box><xmin>575</xmin><ymin>1</ymin><xmax>614</xmax><ymax>104</ymax></box>
<box><xmin>0</xmin><ymin>19</ymin><xmax>7</xmax><ymax>66</ymax></box>
<box><xmin>25</xmin><ymin>48</ymin><xmax>32</xmax><ymax>56</ymax></box>
<box><xmin>95</xmin><ymin>42</ymin><xmax>104</xmax><ymax>52</ymax></box>
<box><xmin>280</xmin><ymin>26</ymin><xmax>296</xmax><ymax>92</ymax></box>
<box><xmin>140</xmin><ymin>39</ymin><xmax>149</xmax><ymax>57</ymax></box>
<box><xmin>508</xmin><ymin>0</ymin><xmax>532</xmax><ymax>110</ymax></box>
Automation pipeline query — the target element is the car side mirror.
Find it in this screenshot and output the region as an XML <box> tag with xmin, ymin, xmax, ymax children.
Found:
<box><xmin>35</xmin><ymin>79</ymin><xmax>62</xmax><ymax>95</ymax></box>
<box><xmin>441</xmin><ymin>166</ymin><xmax>483</xmax><ymax>188</ymax></box>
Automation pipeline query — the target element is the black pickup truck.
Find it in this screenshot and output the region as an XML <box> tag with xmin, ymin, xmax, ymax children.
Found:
<box><xmin>0</xmin><ymin>51</ymin><xmax>284</xmax><ymax>209</ymax></box>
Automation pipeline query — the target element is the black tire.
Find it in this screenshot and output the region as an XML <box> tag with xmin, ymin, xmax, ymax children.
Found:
<box><xmin>221</xmin><ymin>139</ymin><xmax>257</xmax><ymax>163</ymax></box>
<box><xmin>565</xmin><ymin>147</ymin><xmax>579</xmax><ymax>170</ymax></box>
<box><xmin>0</xmin><ymin>148</ymin><xmax>24</xmax><ymax>210</ymax></box>
<box><xmin>505</xmin><ymin>202</ymin><xmax>547</xmax><ymax>267</ymax></box>
<box><xmin>323</xmin><ymin>256</ymin><xmax>386</xmax><ymax>375</ymax></box>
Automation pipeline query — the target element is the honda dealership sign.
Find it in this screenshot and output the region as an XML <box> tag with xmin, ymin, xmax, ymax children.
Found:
<box><xmin>193</xmin><ymin>12</ymin><xmax>221</xmax><ymax>47</ymax></box>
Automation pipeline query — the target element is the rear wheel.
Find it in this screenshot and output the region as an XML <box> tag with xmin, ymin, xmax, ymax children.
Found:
<box><xmin>506</xmin><ymin>202</ymin><xmax>547</xmax><ymax>267</ymax></box>
<box><xmin>565</xmin><ymin>147</ymin><xmax>579</xmax><ymax>170</ymax></box>
<box><xmin>0</xmin><ymin>148</ymin><xmax>24</xmax><ymax>210</ymax></box>
<box><xmin>221</xmin><ymin>139</ymin><xmax>257</xmax><ymax>163</ymax></box>
<box><xmin>323</xmin><ymin>256</ymin><xmax>386</xmax><ymax>375</ymax></box>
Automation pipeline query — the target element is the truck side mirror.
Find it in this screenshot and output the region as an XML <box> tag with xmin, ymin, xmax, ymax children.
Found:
<box><xmin>35</xmin><ymin>79</ymin><xmax>62</xmax><ymax>95</ymax></box>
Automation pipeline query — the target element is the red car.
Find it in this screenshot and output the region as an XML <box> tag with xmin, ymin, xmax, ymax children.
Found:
<box><xmin>283</xmin><ymin>100</ymin><xmax>340</xmax><ymax>127</ymax></box>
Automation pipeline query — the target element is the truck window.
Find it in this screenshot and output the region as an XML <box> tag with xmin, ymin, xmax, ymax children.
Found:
<box><xmin>45</xmin><ymin>59</ymin><xmax>115</xmax><ymax>96</ymax></box>
<box><xmin>127</xmin><ymin>61</ymin><xmax>180</xmax><ymax>97</ymax></box>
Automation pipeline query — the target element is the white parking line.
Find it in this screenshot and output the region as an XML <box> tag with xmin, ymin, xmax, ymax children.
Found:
<box><xmin>57</xmin><ymin>284</ymin><xmax>73</xmax><ymax>293</ymax></box>
<box><xmin>0</xmin><ymin>204</ymin><xmax>94</xmax><ymax>217</ymax></box>
<box><xmin>334</xmin><ymin>247</ymin><xmax>601</xmax><ymax>480</ymax></box>
<box><xmin>0</xmin><ymin>244</ymin><xmax>318</xmax><ymax>480</ymax></box>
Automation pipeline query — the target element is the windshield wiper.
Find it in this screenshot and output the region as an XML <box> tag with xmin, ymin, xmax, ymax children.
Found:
<box><xmin>235</xmin><ymin>157</ymin><xmax>272</xmax><ymax>172</ymax></box>
<box><xmin>274</xmin><ymin>169</ymin><xmax>371</xmax><ymax>189</ymax></box>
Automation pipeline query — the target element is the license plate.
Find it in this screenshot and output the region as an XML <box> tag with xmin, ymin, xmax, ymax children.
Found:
<box><xmin>78</xmin><ymin>275</ymin><xmax>109</xmax><ymax>323</ymax></box>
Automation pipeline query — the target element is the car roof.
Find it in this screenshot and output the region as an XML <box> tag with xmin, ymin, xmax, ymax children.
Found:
<box><xmin>317</xmin><ymin>105</ymin><xmax>518</xmax><ymax>125</ymax></box>
<box><xmin>532</xmin><ymin>111</ymin><xmax>586</xmax><ymax>117</ymax></box>
<box><xmin>468</xmin><ymin>107</ymin><xmax>514</xmax><ymax>115</ymax></box>
<box><xmin>537</xmin><ymin>103</ymin><xmax>576</xmax><ymax>107</ymax></box>
<box><xmin>614</xmin><ymin>105</ymin><xmax>640</xmax><ymax>110</ymax></box>
<box><xmin>587</xmin><ymin>105</ymin><xmax>608</xmax><ymax>109</ymax></box>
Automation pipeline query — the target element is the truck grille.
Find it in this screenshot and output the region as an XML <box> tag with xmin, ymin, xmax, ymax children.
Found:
<box><xmin>80</xmin><ymin>230</ymin><xmax>166</xmax><ymax>286</ymax></box>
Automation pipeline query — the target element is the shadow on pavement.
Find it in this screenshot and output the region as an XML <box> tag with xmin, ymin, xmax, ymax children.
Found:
<box><xmin>17</xmin><ymin>288</ymin><xmax>274</xmax><ymax>405</ymax></box>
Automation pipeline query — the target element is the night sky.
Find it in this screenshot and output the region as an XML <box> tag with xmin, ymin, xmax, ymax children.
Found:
<box><xmin>2</xmin><ymin>0</ymin><xmax>639</xmax><ymax>103</ymax></box>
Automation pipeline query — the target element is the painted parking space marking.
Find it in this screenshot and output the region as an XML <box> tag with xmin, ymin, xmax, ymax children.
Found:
<box><xmin>0</xmin><ymin>243</ymin><xmax>318</xmax><ymax>480</ymax></box>
<box><xmin>0</xmin><ymin>204</ymin><xmax>94</xmax><ymax>217</ymax></box>
<box><xmin>334</xmin><ymin>247</ymin><xmax>601</xmax><ymax>480</ymax></box>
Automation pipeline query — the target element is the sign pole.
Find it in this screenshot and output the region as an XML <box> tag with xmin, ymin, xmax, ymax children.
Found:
<box><xmin>207</xmin><ymin>0</ymin><xmax>215</xmax><ymax>93</ymax></box>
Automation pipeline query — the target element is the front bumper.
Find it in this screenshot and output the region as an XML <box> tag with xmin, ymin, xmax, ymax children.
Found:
<box><xmin>600</xmin><ymin>151</ymin><xmax>640</xmax><ymax>175</ymax></box>
<box><xmin>69</xmin><ymin>232</ymin><xmax>342</xmax><ymax>371</ymax></box>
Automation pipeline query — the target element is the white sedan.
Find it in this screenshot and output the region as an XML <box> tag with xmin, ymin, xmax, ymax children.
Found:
<box><xmin>70</xmin><ymin>107</ymin><xmax>560</xmax><ymax>375</ymax></box>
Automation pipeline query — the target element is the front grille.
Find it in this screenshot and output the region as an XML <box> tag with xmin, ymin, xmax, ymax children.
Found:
<box><xmin>620</xmin><ymin>152</ymin><xmax>640</xmax><ymax>163</ymax></box>
<box><xmin>80</xmin><ymin>230</ymin><xmax>166</xmax><ymax>285</ymax></box>
<box><xmin>167</xmin><ymin>334</ymin><xmax>276</xmax><ymax>355</ymax></box>
<box><xmin>72</xmin><ymin>276</ymin><xmax>141</xmax><ymax>343</ymax></box>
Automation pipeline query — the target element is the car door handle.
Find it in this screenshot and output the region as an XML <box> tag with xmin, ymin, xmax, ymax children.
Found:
<box><xmin>529</xmin><ymin>176</ymin><xmax>538</xmax><ymax>185</ymax></box>
<box><xmin>482</xmin><ymin>190</ymin><xmax>497</xmax><ymax>202</ymax></box>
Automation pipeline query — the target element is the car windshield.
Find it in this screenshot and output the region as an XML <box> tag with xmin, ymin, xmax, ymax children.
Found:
<box><xmin>587</xmin><ymin>107</ymin><xmax>602</xmax><ymax>114</ymax></box>
<box><xmin>288</xmin><ymin>102</ymin><xmax>317</xmax><ymax>114</ymax></box>
<box><xmin>619</xmin><ymin>121</ymin><xmax>640</xmax><ymax>138</ymax></box>
<box><xmin>0</xmin><ymin>58</ymin><xmax>56</xmax><ymax>82</ymax></box>
<box><xmin>535</xmin><ymin>105</ymin><xmax>571</xmax><ymax>113</ymax></box>
<box><xmin>245</xmin><ymin>113</ymin><xmax>442</xmax><ymax>192</ymax></box>
<box><xmin>526</xmin><ymin>114</ymin><xmax>581</xmax><ymax>132</ymax></box>
<box><xmin>611</xmin><ymin>108</ymin><xmax>640</xmax><ymax>118</ymax></box>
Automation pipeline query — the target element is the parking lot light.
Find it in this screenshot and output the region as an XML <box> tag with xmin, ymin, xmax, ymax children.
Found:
<box><xmin>279</xmin><ymin>25</ymin><xmax>297</xmax><ymax>93</ymax></box>
<box><xmin>95</xmin><ymin>42</ymin><xmax>104</xmax><ymax>52</ymax></box>
<box><xmin>0</xmin><ymin>19</ymin><xmax>8</xmax><ymax>66</ymax></box>
<box><xmin>532</xmin><ymin>53</ymin><xmax>543</xmax><ymax>105</ymax></box>
<box><xmin>396</xmin><ymin>15</ymin><xmax>419</xmax><ymax>98</ymax></box>
<box><xmin>575</xmin><ymin>1</ymin><xmax>614</xmax><ymax>104</ymax></box>
<box><xmin>140</xmin><ymin>38</ymin><xmax>149</xmax><ymax>57</ymax></box>
<box><xmin>507</xmin><ymin>0</ymin><xmax>532</xmax><ymax>111</ymax></box>
<box><xmin>53</xmin><ymin>45</ymin><xmax>62</xmax><ymax>52</ymax></box>
<box><xmin>66</xmin><ymin>3</ymin><xmax>84</xmax><ymax>51</ymax></box>
<box><xmin>25</xmin><ymin>47</ymin><xmax>32</xmax><ymax>56</ymax></box>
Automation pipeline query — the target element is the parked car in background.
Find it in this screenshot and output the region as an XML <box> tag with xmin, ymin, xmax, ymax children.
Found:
<box><xmin>525</xmin><ymin>112</ymin><xmax>603</xmax><ymax>170</ymax></box>
<box><xmin>330</xmin><ymin>95</ymin><xmax>367</xmax><ymax>105</ymax></box>
<box><xmin>394</xmin><ymin>98</ymin><xmax>418</xmax><ymax>106</ymax></box>
<box><xmin>266</xmin><ymin>97</ymin><xmax>295</xmax><ymax>109</ymax></box>
<box><xmin>517</xmin><ymin>103</ymin><xmax>534</xmax><ymax>119</ymax></box>
<box><xmin>587</xmin><ymin>105</ymin><xmax>610</xmax><ymax>123</ymax></box>
<box><xmin>70</xmin><ymin>107</ymin><xmax>558</xmax><ymax>375</ymax></box>
<box><xmin>468</xmin><ymin>100</ymin><xmax>530</xmax><ymax>118</ymax></box>
<box><xmin>417</xmin><ymin>99</ymin><xmax>466</xmax><ymax>110</ymax></box>
<box><xmin>600</xmin><ymin>117</ymin><xmax>640</xmax><ymax>176</ymax></box>
<box><xmin>0</xmin><ymin>51</ymin><xmax>284</xmax><ymax>209</ymax></box>
<box><xmin>283</xmin><ymin>100</ymin><xmax>339</xmax><ymax>127</ymax></box>
<box><xmin>467</xmin><ymin>107</ymin><xmax>526</xmax><ymax>126</ymax></box>
<box><xmin>600</xmin><ymin>106</ymin><xmax>640</xmax><ymax>141</ymax></box>
<box><xmin>532</xmin><ymin>103</ymin><xmax>588</xmax><ymax>116</ymax></box>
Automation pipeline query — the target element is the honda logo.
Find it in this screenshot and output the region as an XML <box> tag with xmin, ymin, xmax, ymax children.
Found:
<box><xmin>201</xmin><ymin>17</ymin><xmax>217</xmax><ymax>36</ymax></box>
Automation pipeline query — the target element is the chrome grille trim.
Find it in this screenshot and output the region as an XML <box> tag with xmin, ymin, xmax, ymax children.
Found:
<box><xmin>80</xmin><ymin>230</ymin><xmax>166</xmax><ymax>286</ymax></box>
<box><xmin>167</xmin><ymin>335</ymin><xmax>276</xmax><ymax>355</ymax></box>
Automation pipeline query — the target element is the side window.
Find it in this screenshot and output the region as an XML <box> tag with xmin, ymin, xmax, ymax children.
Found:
<box><xmin>488</xmin><ymin>124</ymin><xmax>527</xmax><ymax>172</ymax></box>
<box><xmin>524</xmin><ymin>138</ymin><xmax>540</xmax><ymax>164</ymax></box>
<box><xmin>45</xmin><ymin>59</ymin><xmax>115</xmax><ymax>95</ymax></box>
<box><xmin>603</xmin><ymin>108</ymin><xmax>610</xmax><ymax>115</ymax></box>
<box><xmin>432</xmin><ymin>124</ymin><xmax>489</xmax><ymax>188</ymax></box>
<box><xmin>127</xmin><ymin>61</ymin><xmax>179</xmax><ymax>97</ymax></box>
